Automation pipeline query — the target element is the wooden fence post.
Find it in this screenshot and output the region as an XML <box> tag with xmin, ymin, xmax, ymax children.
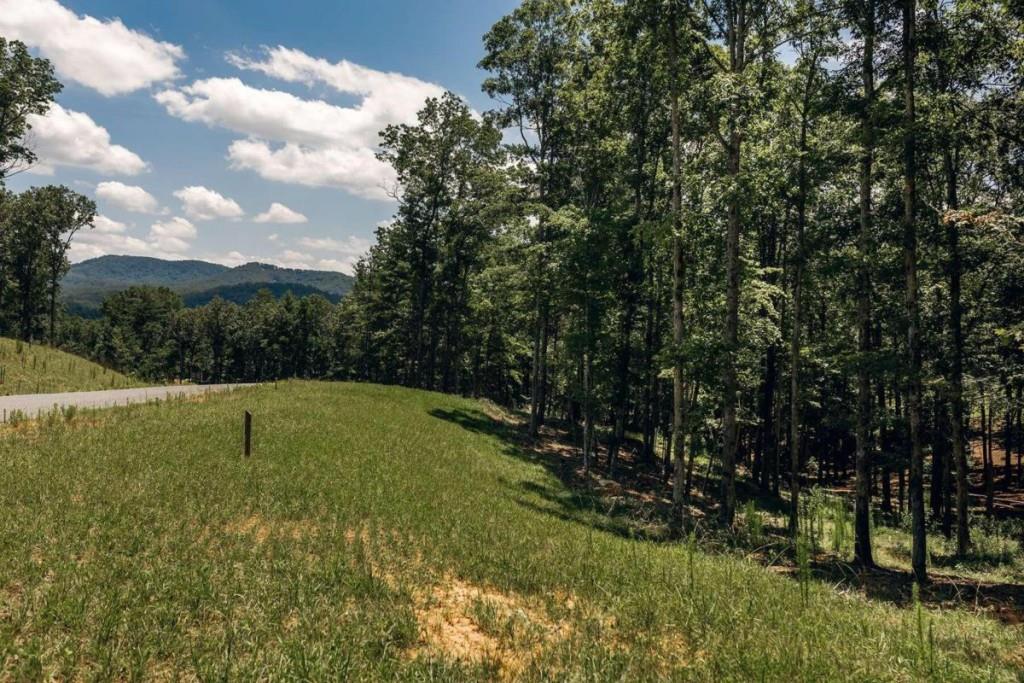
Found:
<box><xmin>244</xmin><ymin>411</ymin><xmax>252</xmax><ymax>457</ymax></box>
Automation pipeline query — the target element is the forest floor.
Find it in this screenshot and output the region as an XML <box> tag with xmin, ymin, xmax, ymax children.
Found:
<box><xmin>0</xmin><ymin>381</ymin><xmax>1020</xmax><ymax>680</ymax></box>
<box><xmin>493</xmin><ymin>408</ymin><xmax>1024</xmax><ymax>627</ymax></box>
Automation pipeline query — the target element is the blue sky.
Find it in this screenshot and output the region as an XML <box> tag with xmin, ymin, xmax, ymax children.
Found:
<box><xmin>2</xmin><ymin>0</ymin><xmax>519</xmax><ymax>272</ymax></box>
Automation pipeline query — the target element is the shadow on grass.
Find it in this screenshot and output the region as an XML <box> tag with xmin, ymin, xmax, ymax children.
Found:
<box><xmin>428</xmin><ymin>407</ymin><xmax>674</xmax><ymax>543</ymax></box>
<box><xmin>794</xmin><ymin>557</ymin><xmax>1024</xmax><ymax>625</ymax></box>
<box><xmin>428</xmin><ymin>406</ymin><xmax>1024</xmax><ymax>623</ymax></box>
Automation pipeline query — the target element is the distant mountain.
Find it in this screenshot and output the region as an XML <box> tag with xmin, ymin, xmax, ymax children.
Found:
<box><xmin>63</xmin><ymin>255</ymin><xmax>354</xmax><ymax>317</ymax></box>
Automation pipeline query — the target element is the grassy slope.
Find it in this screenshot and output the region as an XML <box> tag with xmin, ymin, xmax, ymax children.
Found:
<box><xmin>0</xmin><ymin>382</ymin><xmax>1019</xmax><ymax>680</ymax></box>
<box><xmin>0</xmin><ymin>339</ymin><xmax>141</xmax><ymax>395</ymax></box>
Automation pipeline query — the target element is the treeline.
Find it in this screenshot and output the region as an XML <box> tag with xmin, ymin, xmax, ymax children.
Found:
<box><xmin>61</xmin><ymin>287</ymin><xmax>341</xmax><ymax>384</ymax></box>
<box><xmin>0</xmin><ymin>186</ymin><xmax>96</xmax><ymax>343</ymax></box>
<box><xmin>0</xmin><ymin>39</ymin><xmax>96</xmax><ymax>344</ymax></box>
<box><xmin>333</xmin><ymin>0</ymin><xmax>1024</xmax><ymax>584</ymax></box>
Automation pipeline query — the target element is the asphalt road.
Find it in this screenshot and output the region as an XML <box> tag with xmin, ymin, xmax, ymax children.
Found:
<box><xmin>0</xmin><ymin>384</ymin><xmax>257</xmax><ymax>421</ymax></box>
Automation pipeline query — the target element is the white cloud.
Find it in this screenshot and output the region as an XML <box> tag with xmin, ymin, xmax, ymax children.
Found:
<box><xmin>69</xmin><ymin>215</ymin><xmax>197</xmax><ymax>261</ymax></box>
<box><xmin>91</xmin><ymin>215</ymin><xmax>127</xmax><ymax>234</ymax></box>
<box><xmin>26</xmin><ymin>104</ymin><xmax>148</xmax><ymax>175</ymax></box>
<box><xmin>210</xmin><ymin>250</ymin><xmax>250</xmax><ymax>268</ymax></box>
<box><xmin>228</xmin><ymin>46</ymin><xmax>442</xmax><ymax>140</ymax></box>
<box><xmin>205</xmin><ymin>244</ymin><xmax>364</xmax><ymax>274</ymax></box>
<box><xmin>274</xmin><ymin>249</ymin><xmax>315</xmax><ymax>269</ymax></box>
<box><xmin>155</xmin><ymin>47</ymin><xmax>445</xmax><ymax>199</ymax></box>
<box><xmin>315</xmin><ymin>258</ymin><xmax>354</xmax><ymax>273</ymax></box>
<box><xmin>227</xmin><ymin>139</ymin><xmax>393</xmax><ymax>200</ymax></box>
<box><xmin>254</xmin><ymin>202</ymin><xmax>307</xmax><ymax>224</ymax></box>
<box><xmin>149</xmin><ymin>216</ymin><xmax>196</xmax><ymax>253</ymax></box>
<box><xmin>71</xmin><ymin>230</ymin><xmax>176</xmax><ymax>262</ymax></box>
<box><xmin>297</xmin><ymin>235</ymin><xmax>372</xmax><ymax>274</ymax></box>
<box><xmin>0</xmin><ymin>0</ymin><xmax>184</xmax><ymax>96</ymax></box>
<box><xmin>96</xmin><ymin>181</ymin><xmax>160</xmax><ymax>214</ymax></box>
<box><xmin>71</xmin><ymin>232</ymin><xmax>157</xmax><ymax>262</ymax></box>
<box><xmin>298</xmin><ymin>235</ymin><xmax>372</xmax><ymax>255</ymax></box>
<box><xmin>220</xmin><ymin>248</ymin><xmax>356</xmax><ymax>274</ymax></box>
<box><xmin>173</xmin><ymin>185</ymin><xmax>244</xmax><ymax>221</ymax></box>
<box><xmin>156</xmin><ymin>77</ymin><xmax>374</xmax><ymax>147</ymax></box>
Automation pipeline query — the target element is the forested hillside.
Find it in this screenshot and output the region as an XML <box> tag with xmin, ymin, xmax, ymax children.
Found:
<box><xmin>62</xmin><ymin>256</ymin><xmax>353</xmax><ymax>316</ymax></box>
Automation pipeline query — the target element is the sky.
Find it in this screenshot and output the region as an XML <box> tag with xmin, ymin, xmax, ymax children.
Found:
<box><xmin>1</xmin><ymin>0</ymin><xmax>520</xmax><ymax>273</ymax></box>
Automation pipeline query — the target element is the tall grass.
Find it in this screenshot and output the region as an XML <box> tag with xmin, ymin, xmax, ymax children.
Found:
<box><xmin>0</xmin><ymin>381</ymin><xmax>1019</xmax><ymax>680</ymax></box>
<box><xmin>0</xmin><ymin>338</ymin><xmax>141</xmax><ymax>395</ymax></box>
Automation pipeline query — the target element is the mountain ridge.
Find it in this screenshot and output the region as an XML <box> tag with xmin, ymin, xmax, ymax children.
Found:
<box><xmin>63</xmin><ymin>255</ymin><xmax>354</xmax><ymax>316</ymax></box>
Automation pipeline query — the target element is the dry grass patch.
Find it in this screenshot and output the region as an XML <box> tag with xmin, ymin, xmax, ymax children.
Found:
<box><xmin>223</xmin><ymin>514</ymin><xmax>319</xmax><ymax>546</ymax></box>
<box><xmin>409</xmin><ymin>576</ymin><xmax>572</xmax><ymax>679</ymax></box>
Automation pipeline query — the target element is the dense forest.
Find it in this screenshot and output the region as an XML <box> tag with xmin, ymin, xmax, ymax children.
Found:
<box><xmin>1</xmin><ymin>1</ymin><xmax>1023</xmax><ymax>586</ymax></box>
<box><xmin>336</xmin><ymin>0</ymin><xmax>1024</xmax><ymax>585</ymax></box>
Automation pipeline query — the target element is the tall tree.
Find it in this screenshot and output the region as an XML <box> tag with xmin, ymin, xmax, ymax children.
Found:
<box><xmin>852</xmin><ymin>0</ymin><xmax>879</xmax><ymax>566</ymax></box>
<box><xmin>0</xmin><ymin>39</ymin><xmax>61</xmax><ymax>180</ymax></box>
<box><xmin>902</xmin><ymin>0</ymin><xmax>927</xmax><ymax>584</ymax></box>
<box><xmin>39</xmin><ymin>186</ymin><xmax>95</xmax><ymax>342</ymax></box>
<box><xmin>481</xmin><ymin>0</ymin><xmax>578</xmax><ymax>437</ymax></box>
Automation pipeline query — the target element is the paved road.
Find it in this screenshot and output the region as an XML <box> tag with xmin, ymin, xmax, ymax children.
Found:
<box><xmin>0</xmin><ymin>384</ymin><xmax>257</xmax><ymax>421</ymax></box>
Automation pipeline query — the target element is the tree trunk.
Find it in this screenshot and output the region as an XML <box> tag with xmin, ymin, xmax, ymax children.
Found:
<box><xmin>789</xmin><ymin>198</ymin><xmax>805</xmax><ymax>537</ymax></box>
<box><xmin>48</xmin><ymin>280</ymin><xmax>57</xmax><ymax>344</ymax></box>
<box><xmin>854</xmin><ymin>1</ymin><xmax>876</xmax><ymax>564</ymax></box>
<box><xmin>1017</xmin><ymin>385</ymin><xmax>1023</xmax><ymax>485</ymax></box>
<box><xmin>1005</xmin><ymin>384</ymin><xmax>1014</xmax><ymax>487</ymax></box>
<box><xmin>930</xmin><ymin>398</ymin><xmax>946</xmax><ymax>521</ymax></box>
<box><xmin>898</xmin><ymin>467</ymin><xmax>906</xmax><ymax>517</ymax></box>
<box><xmin>983</xmin><ymin>397</ymin><xmax>995</xmax><ymax>515</ymax></box>
<box><xmin>529</xmin><ymin>303</ymin><xmax>548</xmax><ymax>438</ymax></box>
<box><xmin>668</xmin><ymin>3</ymin><xmax>688</xmax><ymax>528</ymax></box>
<box><xmin>943</xmin><ymin>159</ymin><xmax>970</xmax><ymax>555</ymax></box>
<box><xmin>902</xmin><ymin>0</ymin><xmax>927</xmax><ymax>585</ymax></box>
<box><xmin>719</xmin><ymin>1</ymin><xmax>747</xmax><ymax>529</ymax></box>
<box><xmin>759</xmin><ymin>344</ymin><xmax>777</xmax><ymax>491</ymax></box>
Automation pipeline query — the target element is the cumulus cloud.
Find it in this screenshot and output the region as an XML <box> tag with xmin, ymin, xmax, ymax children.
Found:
<box><xmin>297</xmin><ymin>235</ymin><xmax>372</xmax><ymax>274</ymax></box>
<box><xmin>96</xmin><ymin>181</ymin><xmax>160</xmax><ymax>214</ymax></box>
<box><xmin>173</xmin><ymin>185</ymin><xmax>244</xmax><ymax>221</ymax></box>
<box><xmin>25</xmin><ymin>104</ymin><xmax>148</xmax><ymax>175</ymax></box>
<box><xmin>254</xmin><ymin>202</ymin><xmax>307</xmax><ymax>224</ymax></box>
<box><xmin>226</xmin><ymin>247</ymin><xmax>361</xmax><ymax>275</ymax></box>
<box><xmin>227</xmin><ymin>139</ymin><xmax>391</xmax><ymax>200</ymax></box>
<box><xmin>0</xmin><ymin>0</ymin><xmax>185</xmax><ymax>96</ymax></box>
<box><xmin>156</xmin><ymin>78</ymin><xmax>374</xmax><ymax>147</ymax></box>
<box><xmin>227</xmin><ymin>46</ymin><xmax>442</xmax><ymax>140</ymax></box>
<box><xmin>149</xmin><ymin>216</ymin><xmax>197</xmax><ymax>253</ymax></box>
<box><xmin>155</xmin><ymin>47</ymin><xmax>445</xmax><ymax>199</ymax></box>
<box><xmin>210</xmin><ymin>250</ymin><xmax>250</xmax><ymax>268</ymax></box>
<box><xmin>69</xmin><ymin>214</ymin><xmax>198</xmax><ymax>261</ymax></box>
<box><xmin>91</xmin><ymin>215</ymin><xmax>127</xmax><ymax>234</ymax></box>
<box><xmin>70</xmin><ymin>232</ymin><xmax>159</xmax><ymax>262</ymax></box>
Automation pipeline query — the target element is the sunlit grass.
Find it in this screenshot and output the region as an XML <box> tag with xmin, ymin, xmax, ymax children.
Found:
<box><xmin>0</xmin><ymin>381</ymin><xmax>1020</xmax><ymax>680</ymax></box>
<box><xmin>0</xmin><ymin>338</ymin><xmax>141</xmax><ymax>395</ymax></box>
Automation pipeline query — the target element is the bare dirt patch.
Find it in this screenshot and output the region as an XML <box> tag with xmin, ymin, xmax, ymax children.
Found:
<box><xmin>409</xmin><ymin>576</ymin><xmax>571</xmax><ymax>680</ymax></box>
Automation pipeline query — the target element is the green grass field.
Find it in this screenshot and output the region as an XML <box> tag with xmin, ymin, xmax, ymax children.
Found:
<box><xmin>0</xmin><ymin>339</ymin><xmax>141</xmax><ymax>395</ymax></box>
<box><xmin>0</xmin><ymin>381</ymin><xmax>1020</xmax><ymax>680</ymax></box>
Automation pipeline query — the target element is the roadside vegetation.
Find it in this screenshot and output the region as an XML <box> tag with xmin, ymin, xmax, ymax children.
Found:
<box><xmin>0</xmin><ymin>382</ymin><xmax>1020</xmax><ymax>680</ymax></box>
<box><xmin>0</xmin><ymin>338</ymin><xmax>139</xmax><ymax>396</ymax></box>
